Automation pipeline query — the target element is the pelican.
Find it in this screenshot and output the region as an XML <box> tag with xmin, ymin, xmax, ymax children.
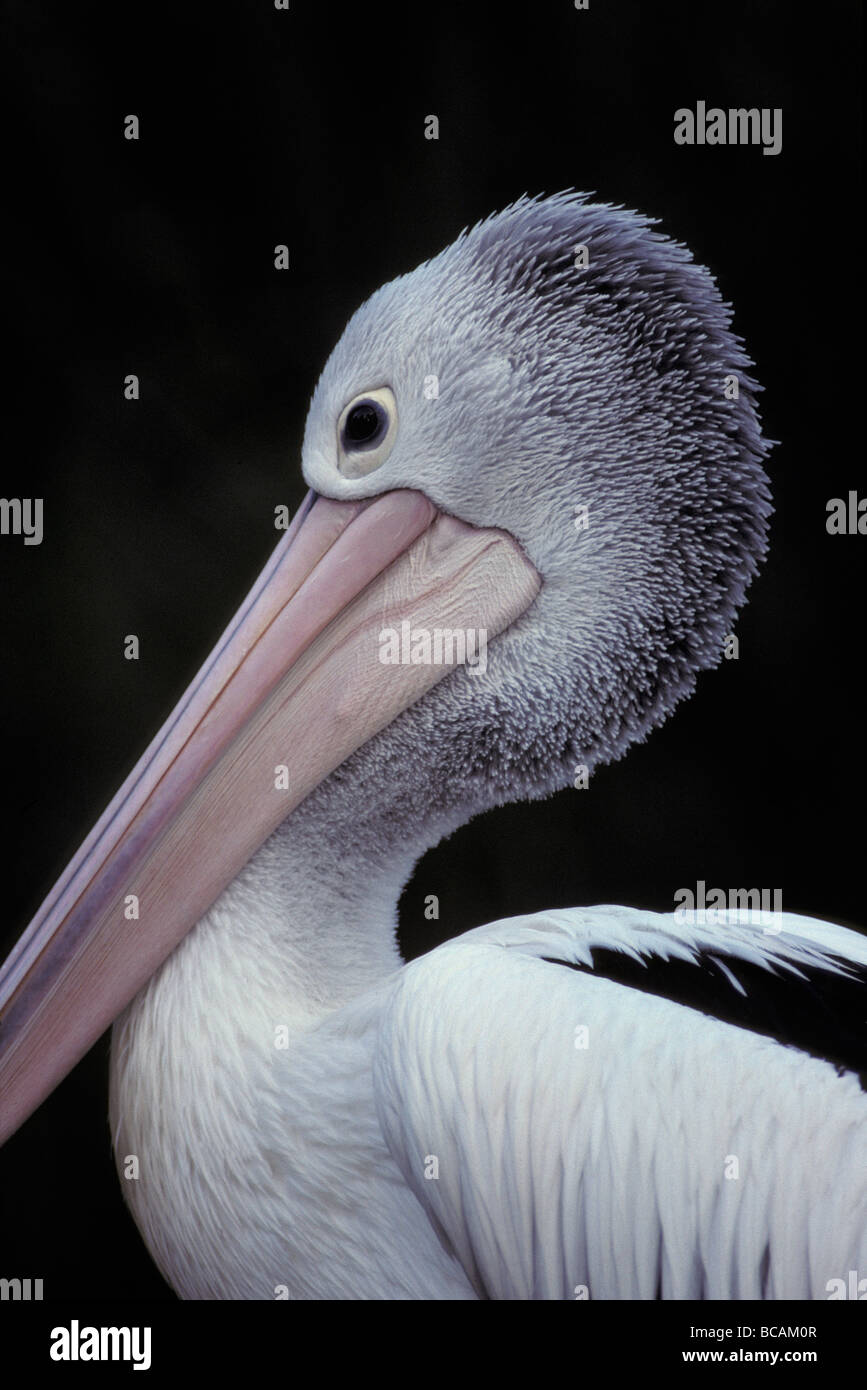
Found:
<box><xmin>1</xmin><ymin>192</ymin><xmax>865</xmax><ymax>1300</ymax></box>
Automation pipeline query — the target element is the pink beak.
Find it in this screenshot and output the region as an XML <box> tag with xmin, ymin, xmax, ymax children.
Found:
<box><xmin>0</xmin><ymin>488</ymin><xmax>540</xmax><ymax>1144</ymax></box>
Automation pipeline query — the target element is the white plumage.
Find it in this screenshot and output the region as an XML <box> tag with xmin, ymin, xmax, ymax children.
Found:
<box><xmin>376</xmin><ymin>908</ymin><xmax>867</xmax><ymax>1300</ymax></box>
<box><xmin>111</xmin><ymin>895</ymin><xmax>867</xmax><ymax>1299</ymax></box>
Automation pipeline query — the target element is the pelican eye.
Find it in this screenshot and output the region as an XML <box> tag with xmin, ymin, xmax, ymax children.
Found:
<box><xmin>344</xmin><ymin>400</ymin><xmax>385</xmax><ymax>446</ymax></box>
<box><xmin>337</xmin><ymin>386</ymin><xmax>398</xmax><ymax>478</ymax></box>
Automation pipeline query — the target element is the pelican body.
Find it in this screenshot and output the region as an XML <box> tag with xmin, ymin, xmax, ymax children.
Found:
<box><xmin>1</xmin><ymin>193</ymin><xmax>864</xmax><ymax>1299</ymax></box>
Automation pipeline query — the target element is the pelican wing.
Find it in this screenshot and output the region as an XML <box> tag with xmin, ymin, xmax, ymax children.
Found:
<box><xmin>373</xmin><ymin>907</ymin><xmax>867</xmax><ymax>1299</ymax></box>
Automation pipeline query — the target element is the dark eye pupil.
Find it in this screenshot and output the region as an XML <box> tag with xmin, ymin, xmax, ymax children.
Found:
<box><xmin>344</xmin><ymin>400</ymin><xmax>384</xmax><ymax>446</ymax></box>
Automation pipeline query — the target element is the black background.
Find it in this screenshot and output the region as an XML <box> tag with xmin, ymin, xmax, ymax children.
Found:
<box><xmin>0</xmin><ymin>0</ymin><xmax>863</xmax><ymax>1303</ymax></box>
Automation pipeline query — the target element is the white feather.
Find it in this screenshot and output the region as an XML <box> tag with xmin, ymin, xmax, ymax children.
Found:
<box><xmin>373</xmin><ymin>908</ymin><xmax>867</xmax><ymax>1300</ymax></box>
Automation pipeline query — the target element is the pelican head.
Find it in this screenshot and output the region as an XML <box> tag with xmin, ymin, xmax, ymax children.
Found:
<box><xmin>301</xmin><ymin>190</ymin><xmax>771</xmax><ymax>816</ymax></box>
<box><xmin>0</xmin><ymin>191</ymin><xmax>771</xmax><ymax>1146</ymax></box>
